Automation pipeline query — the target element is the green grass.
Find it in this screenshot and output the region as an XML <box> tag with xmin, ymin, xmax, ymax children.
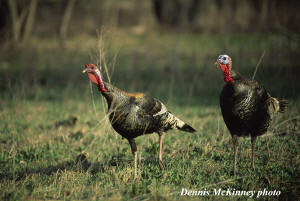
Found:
<box><xmin>0</xmin><ymin>31</ymin><xmax>300</xmax><ymax>200</ymax></box>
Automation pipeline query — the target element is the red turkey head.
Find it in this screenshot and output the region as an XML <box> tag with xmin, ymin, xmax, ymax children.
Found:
<box><xmin>216</xmin><ymin>55</ymin><xmax>233</xmax><ymax>83</ymax></box>
<box><xmin>82</xmin><ymin>64</ymin><xmax>107</xmax><ymax>92</ymax></box>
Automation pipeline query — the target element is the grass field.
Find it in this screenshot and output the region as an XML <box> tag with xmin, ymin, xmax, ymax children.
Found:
<box><xmin>0</xmin><ymin>30</ymin><xmax>300</xmax><ymax>200</ymax></box>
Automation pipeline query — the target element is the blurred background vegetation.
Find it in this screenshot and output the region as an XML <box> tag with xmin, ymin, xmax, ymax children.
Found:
<box><xmin>0</xmin><ymin>0</ymin><xmax>300</xmax><ymax>101</ymax></box>
<box><xmin>1</xmin><ymin>0</ymin><xmax>300</xmax><ymax>42</ymax></box>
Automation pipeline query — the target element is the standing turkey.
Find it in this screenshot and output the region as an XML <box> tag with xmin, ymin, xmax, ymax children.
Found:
<box><xmin>216</xmin><ymin>55</ymin><xmax>287</xmax><ymax>175</ymax></box>
<box><xmin>83</xmin><ymin>64</ymin><xmax>196</xmax><ymax>179</ymax></box>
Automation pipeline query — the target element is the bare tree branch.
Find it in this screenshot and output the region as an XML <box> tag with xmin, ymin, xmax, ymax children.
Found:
<box><xmin>7</xmin><ymin>0</ymin><xmax>30</xmax><ymax>44</ymax></box>
<box><xmin>23</xmin><ymin>0</ymin><xmax>38</xmax><ymax>42</ymax></box>
<box><xmin>60</xmin><ymin>0</ymin><xmax>76</xmax><ymax>41</ymax></box>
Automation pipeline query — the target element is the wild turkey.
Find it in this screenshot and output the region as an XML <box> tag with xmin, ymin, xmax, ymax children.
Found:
<box><xmin>82</xmin><ymin>64</ymin><xmax>196</xmax><ymax>179</ymax></box>
<box><xmin>216</xmin><ymin>55</ymin><xmax>287</xmax><ymax>175</ymax></box>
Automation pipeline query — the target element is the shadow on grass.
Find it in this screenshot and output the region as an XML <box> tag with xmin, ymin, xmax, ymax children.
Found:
<box><xmin>0</xmin><ymin>154</ymin><xmax>104</xmax><ymax>182</ymax></box>
<box><xmin>0</xmin><ymin>152</ymin><xmax>166</xmax><ymax>182</ymax></box>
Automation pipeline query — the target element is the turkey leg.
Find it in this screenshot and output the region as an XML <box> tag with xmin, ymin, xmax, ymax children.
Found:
<box><xmin>232</xmin><ymin>135</ymin><xmax>239</xmax><ymax>175</ymax></box>
<box><xmin>251</xmin><ymin>136</ymin><xmax>257</xmax><ymax>169</ymax></box>
<box><xmin>128</xmin><ymin>138</ymin><xmax>138</xmax><ymax>179</ymax></box>
<box><xmin>158</xmin><ymin>132</ymin><xmax>165</xmax><ymax>170</ymax></box>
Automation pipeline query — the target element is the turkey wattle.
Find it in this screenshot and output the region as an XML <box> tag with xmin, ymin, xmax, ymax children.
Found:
<box><xmin>83</xmin><ymin>64</ymin><xmax>196</xmax><ymax>179</ymax></box>
<box><xmin>216</xmin><ymin>55</ymin><xmax>287</xmax><ymax>175</ymax></box>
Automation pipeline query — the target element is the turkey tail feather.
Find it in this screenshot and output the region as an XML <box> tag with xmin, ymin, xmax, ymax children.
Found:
<box><xmin>268</xmin><ymin>97</ymin><xmax>288</xmax><ymax>114</ymax></box>
<box><xmin>178</xmin><ymin>123</ymin><xmax>196</xmax><ymax>133</ymax></box>
<box><xmin>279</xmin><ymin>99</ymin><xmax>288</xmax><ymax>113</ymax></box>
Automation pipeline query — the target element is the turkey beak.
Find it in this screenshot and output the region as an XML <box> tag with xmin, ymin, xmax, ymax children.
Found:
<box><xmin>82</xmin><ymin>68</ymin><xmax>88</xmax><ymax>73</ymax></box>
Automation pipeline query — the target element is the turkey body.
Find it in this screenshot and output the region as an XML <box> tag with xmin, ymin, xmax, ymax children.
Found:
<box><xmin>220</xmin><ymin>72</ymin><xmax>272</xmax><ymax>138</ymax></box>
<box><xmin>83</xmin><ymin>64</ymin><xmax>195</xmax><ymax>179</ymax></box>
<box><xmin>219</xmin><ymin>70</ymin><xmax>286</xmax><ymax>174</ymax></box>
<box><xmin>99</xmin><ymin>82</ymin><xmax>195</xmax><ymax>179</ymax></box>
<box><xmin>103</xmin><ymin>82</ymin><xmax>193</xmax><ymax>139</ymax></box>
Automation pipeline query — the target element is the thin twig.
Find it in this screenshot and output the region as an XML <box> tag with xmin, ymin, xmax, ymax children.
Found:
<box><xmin>97</xmin><ymin>28</ymin><xmax>111</xmax><ymax>84</ymax></box>
<box><xmin>89</xmin><ymin>81</ymin><xmax>107</xmax><ymax>126</ymax></box>
<box><xmin>109</xmin><ymin>47</ymin><xmax>120</xmax><ymax>82</ymax></box>
<box><xmin>252</xmin><ymin>50</ymin><xmax>266</xmax><ymax>80</ymax></box>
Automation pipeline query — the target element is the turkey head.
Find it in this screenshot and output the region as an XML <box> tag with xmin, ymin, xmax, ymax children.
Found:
<box><xmin>216</xmin><ymin>55</ymin><xmax>233</xmax><ymax>83</ymax></box>
<box><xmin>82</xmin><ymin>64</ymin><xmax>107</xmax><ymax>92</ymax></box>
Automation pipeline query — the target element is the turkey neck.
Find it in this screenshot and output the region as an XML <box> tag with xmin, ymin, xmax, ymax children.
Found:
<box><xmin>100</xmin><ymin>82</ymin><xmax>130</xmax><ymax>110</ymax></box>
<box><xmin>226</xmin><ymin>70</ymin><xmax>244</xmax><ymax>83</ymax></box>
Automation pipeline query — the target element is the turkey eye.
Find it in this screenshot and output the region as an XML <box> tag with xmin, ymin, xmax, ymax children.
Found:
<box><xmin>223</xmin><ymin>57</ymin><xmax>227</xmax><ymax>60</ymax></box>
<box><xmin>91</xmin><ymin>66</ymin><xmax>94</xmax><ymax>69</ymax></box>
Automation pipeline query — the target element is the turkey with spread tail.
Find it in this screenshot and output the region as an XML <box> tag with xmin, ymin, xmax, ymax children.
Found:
<box><xmin>216</xmin><ymin>55</ymin><xmax>287</xmax><ymax>175</ymax></box>
<box><xmin>83</xmin><ymin>64</ymin><xmax>196</xmax><ymax>179</ymax></box>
